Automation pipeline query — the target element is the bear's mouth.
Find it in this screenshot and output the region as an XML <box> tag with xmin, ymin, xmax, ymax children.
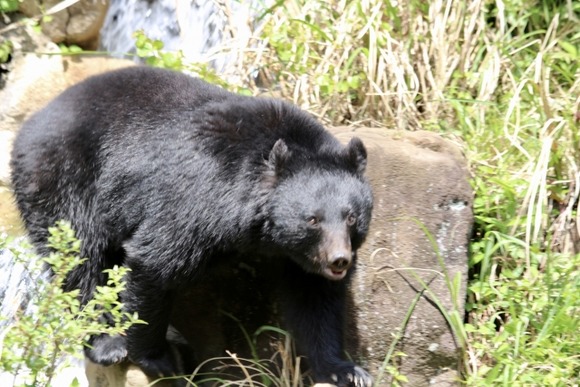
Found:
<box><xmin>322</xmin><ymin>266</ymin><xmax>348</xmax><ymax>281</ymax></box>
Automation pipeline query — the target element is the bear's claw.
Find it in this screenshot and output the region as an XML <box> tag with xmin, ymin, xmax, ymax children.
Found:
<box><xmin>351</xmin><ymin>365</ymin><xmax>373</xmax><ymax>387</ymax></box>
<box><xmin>327</xmin><ymin>364</ymin><xmax>373</xmax><ymax>387</ymax></box>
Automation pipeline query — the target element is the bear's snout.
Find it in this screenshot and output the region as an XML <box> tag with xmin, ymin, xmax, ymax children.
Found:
<box><xmin>328</xmin><ymin>253</ymin><xmax>352</xmax><ymax>272</ymax></box>
<box><xmin>322</xmin><ymin>250</ymin><xmax>352</xmax><ymax>280</ymax></box>
<box><xmin>320</xmin><ymin>231</ymin><xmax>353</xmax><ymax>280</ymax></box>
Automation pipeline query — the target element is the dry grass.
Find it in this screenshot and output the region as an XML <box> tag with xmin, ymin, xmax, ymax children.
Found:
<box><xmin>226</xmin><ymin>0</ymin><xmax>494</xmax><ymax>130</ymax></box>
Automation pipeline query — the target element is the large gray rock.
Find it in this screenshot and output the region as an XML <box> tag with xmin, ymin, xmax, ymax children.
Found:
<box><xmin>0</xmin><ymin>50</ymin><xmax>472</xmax><ymax>385</ymax></box>
<box><xmin>334</xmin><ymin>127</ymin><xmax>472</xmax><ymax>386</ymax></box>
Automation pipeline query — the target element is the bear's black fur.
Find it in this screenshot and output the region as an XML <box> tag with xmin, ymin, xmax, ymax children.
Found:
<box><xmin>10</xmin><ymin>66</ymin><xmax>373</xmax><ymax>386</ymax></box>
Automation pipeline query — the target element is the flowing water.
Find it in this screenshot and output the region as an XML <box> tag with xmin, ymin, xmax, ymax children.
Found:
<box><xmin>99</xmin><ymin>0</ymin><xmax>260</xmax><ymax>72</ymax></box>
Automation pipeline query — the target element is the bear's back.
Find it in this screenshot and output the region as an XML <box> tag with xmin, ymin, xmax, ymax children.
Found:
<box><xmin>25</xmin><ymin>66</ymin><xmax>336</xmax><ymax>158</ymax></box>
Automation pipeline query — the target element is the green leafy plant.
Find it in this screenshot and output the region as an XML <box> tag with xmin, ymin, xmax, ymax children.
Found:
<box><xmin>466</xmin><ymin>251</ymin><xmax>580</xmax><ymax>385</ymax></box>
<box><xmin>0</xmin><ymin>39</ymin><xmax>12</xmax><ymax>64</ymax></box>
<box><xmin>133</xmin><ymin>30</ymin><xmax>234</xmax><ymax>91</ymax></box>
<box><xmin>0</xmin><ymin>221</ymin><xmax>143</xmax><ymax>387</ymax></box>
<box><xmin>0</xmin><ymin>0</ymin><xmax>18</xmax><ymax>14</ymax></box>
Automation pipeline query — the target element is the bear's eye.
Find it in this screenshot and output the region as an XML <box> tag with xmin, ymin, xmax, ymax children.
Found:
<box><xmin>346</xmin><ymin>213</ymin><xmax>357</xmax><ymax>226</ymax></box>
<box><xmin>307</xmin><ymin>216</ymin><xmax>320</xmax><ymax>228</ymax></box>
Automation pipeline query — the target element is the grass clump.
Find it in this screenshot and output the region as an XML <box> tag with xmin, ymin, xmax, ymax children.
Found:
<box><xmin>466</xmin><ymin>250</ymin><xmax>579</xmax><ymax>384</ymax></box>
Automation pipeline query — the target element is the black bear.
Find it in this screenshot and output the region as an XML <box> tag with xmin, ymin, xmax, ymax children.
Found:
<box><xmin>10</xmin><ymin>66</ymin><xmax>373</xmax><ymax>386</ymax></box>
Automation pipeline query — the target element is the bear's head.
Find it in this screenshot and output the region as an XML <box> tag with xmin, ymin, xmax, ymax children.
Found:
<box><xmin>263</xmin><ymin>137</ymin><xmax>373</xmax><ymax>281</ymax></box>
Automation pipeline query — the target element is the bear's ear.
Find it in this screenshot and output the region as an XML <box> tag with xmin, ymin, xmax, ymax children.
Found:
<box><xmin>266</xmin><ymin>139</ymin><xmax>290</xmax><ymax>176</ymax></box>
<box><xmin>344</xmin><ymin>137</ymin><xmax>367</xmax><ymax>176</ymax></box>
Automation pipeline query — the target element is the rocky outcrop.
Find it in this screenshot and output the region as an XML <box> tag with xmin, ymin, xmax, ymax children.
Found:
<box><xmin>19</xmin><ymin>0</ymin><xmax>109</xmax><ymax>49</ymax></box>
<box><xmin>0</xmin><ymin>50</ymin><xmax>472</xmax><ymax>386</ymax></box>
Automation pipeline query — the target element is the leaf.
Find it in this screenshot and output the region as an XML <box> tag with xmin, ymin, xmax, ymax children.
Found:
<box><xmin>557</xmin><ymin>41</ymin><xmax>577</xmax><ymax>58</ymax></box>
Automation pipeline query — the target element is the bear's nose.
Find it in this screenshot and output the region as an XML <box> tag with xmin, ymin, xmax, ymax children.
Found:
<box><xmin>328</xmin><ymin>254</ymin><xmax>352</xmax><ymax>272</ymax></box>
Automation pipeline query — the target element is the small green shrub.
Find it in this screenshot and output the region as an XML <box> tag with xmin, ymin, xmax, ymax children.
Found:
<box><xmin>466</xmin><ymin>251</ymin><xmax>580</xmax><ymax>385</ymax></box>
<box><xmin>0</xmin><ymin>221</ymin><xmax>142</xmax><ymax>387</ymax></box>
<box><xmin>132</xmin><ymin>30</ymin><xmax>235</xmax><ymax>91</ymax></box>
<box><xmin>0</xmin><ymin>0</ymin><xmax>19</xmax><ymax>14</ymax></box>
<box><xmin>0</xmin><ymin>40</ymin><xmax>12</xmax><ymax>64</ymax></box>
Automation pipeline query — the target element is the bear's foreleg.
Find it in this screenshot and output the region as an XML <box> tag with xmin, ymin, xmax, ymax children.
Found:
<box><xmin>281</xmin><ymin>267</ymin><xmax>372</xmax><ymax>387</ymax></box>
<box><xmin>85</xmin><ymin>332</ymin><xmax>128</xmax><ymax>365</ymax></box>
<box><xmin>122</xmin><ymin>270</ymin><xmax>181</xmax><ymax>377</ymax></box>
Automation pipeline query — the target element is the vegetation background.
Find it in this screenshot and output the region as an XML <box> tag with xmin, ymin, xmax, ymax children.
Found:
<box><xmin>1</xmin><ymin>0</ymin><xmax>579</xmax><ymax>385</ymax></box>
<box><xmin>234</xmin><ymin>1</ymin><xmax>580</xmax><ymax>384</ymax></box>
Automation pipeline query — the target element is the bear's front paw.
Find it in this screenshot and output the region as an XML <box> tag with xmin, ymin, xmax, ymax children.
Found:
<box><xmin>327</xmin><ymin>363</ymin><xmax>373</xmax><ymax>387</ymax></box>
<box><xmin>130</xmin><ymin>346</ymin><xmax>180</xmax><ymax>378</ymax></box>
<box><xmin>85</xmin><ymin>334</ymin><xmax>128</xmax><ymax>365</ymax></box>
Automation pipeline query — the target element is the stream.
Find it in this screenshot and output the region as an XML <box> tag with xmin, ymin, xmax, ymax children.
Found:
<box><xmin>99</xmin><ymin>0</ymin><xmax>261</xmax><ymax>72</ymax></box>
